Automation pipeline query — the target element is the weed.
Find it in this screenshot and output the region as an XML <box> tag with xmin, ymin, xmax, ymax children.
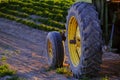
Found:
<box><xmin>0</xmin><ymin>64</ymin><xmax>16</xmax><ymax>77</ymax></box>
<box><xmin>0</xmin><ymin>48</ymin><xmax>21</xmax><ymax>78</ymax></box>
<box><xmin>1</xmin><ymin>56</ymin><xmax>7</xmax><ymax>62</ymax></box>
<box><xmin>56</xmin><ymin>67</ymin><xmax>72</xmax><ymax>77</ymax></box>
<box><xmin>0</xmin><ymin>48</ymin><xmax>23</xmax><ymax>78</ymax></box>
<box><xmin>7</xmin><ymin>76</ymin><xmax>26</xmax><ymax>80</ymax></box>
<box><xmin>102</xmin><ymin>76</ymin><xmax>109</xmax><ymax>80</ymax></box>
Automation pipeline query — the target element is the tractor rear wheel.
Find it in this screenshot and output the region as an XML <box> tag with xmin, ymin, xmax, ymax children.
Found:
<box><xmin>66</xmin><ymin>2</ymin><xmax>103</xmax><ymax>78</ymax></box>
<box><xmin>46</xmin><ymin>31</ymin><xmax>64</xmax><ymax>69</ymax></box>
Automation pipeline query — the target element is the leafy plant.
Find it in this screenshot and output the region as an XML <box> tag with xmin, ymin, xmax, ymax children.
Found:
<box><xmin>0</xmin><ymin>8</ymin><xmax>29</xmax><ymax>18</ymax></box>
<box><xmin>0</xmin><ymin>48</ymin><xmax>24</xmax><ymax>78</ymax></box>
<box><xmin>0</xmin><ymin>64</ymin><xmax>16</xmax><ymax>77</ymax></box>
<box><xmin>102</xmin><ymin>76</ymin><xmax>109</xmax><ymax>80</ymax></box>
<box><xmin>0</xmin><ymin>0</ymin><xmax>73</xmax><ymax>31</ymax></box>
<box><xmin>56</xmin><ymin>67</ymin><xmax>72</xmax><ymax>77</ymax></box>
<box><xmin>0</xmin><ymin>0</ymin><xmax>18</xmax><ymax>3</ymax></box>
<box><xmin>7</xmin><ymin>76</ymin><xmax>26</xmax><ymax>80</ymax></box>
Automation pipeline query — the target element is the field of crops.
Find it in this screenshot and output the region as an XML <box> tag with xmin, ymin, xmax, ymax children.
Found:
<box><xmin>0</xmin><ymin>0</ymin><xmax>74</xmax><ymax>32</ymax></box>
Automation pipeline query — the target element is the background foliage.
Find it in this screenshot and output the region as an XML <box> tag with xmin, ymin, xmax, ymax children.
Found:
<box><xmin>0</xmin><ymin>0</ymin><xmax>74</xmax><ymax>32</ymax></box>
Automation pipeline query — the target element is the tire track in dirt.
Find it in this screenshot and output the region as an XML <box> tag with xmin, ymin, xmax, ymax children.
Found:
<box><xmin>0</xmin><ymin>18</ymin><xmax>69</xmax><ymax>80</ymax></box>
<box><xmin>0</xmin><ymin>18</ymin><xmax>120</xmax><ymax>80</ymax></box>
<box><xmin>0</xmin><ymin>31</ymin><xmax>47</xmax><ymax>79</ymax></box>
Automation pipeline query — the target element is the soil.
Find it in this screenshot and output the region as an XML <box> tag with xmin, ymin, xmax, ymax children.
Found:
<box><xmin>0</xmin><ymin>18</ymin><xmax>120</xmax><ymax>80</ymax></box>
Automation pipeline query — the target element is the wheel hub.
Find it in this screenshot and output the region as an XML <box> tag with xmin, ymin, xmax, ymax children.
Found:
<box><xmin>47</xmin><ymin>40</ymin><xmax>53</xmax><ymax>61</ymax></box>
<box><xmin>68</xmin><ymin>16</ymin><xmax>81</xmax><ymax>67</ymax></box>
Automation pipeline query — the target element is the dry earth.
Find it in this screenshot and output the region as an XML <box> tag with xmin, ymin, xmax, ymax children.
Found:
<box><xmin>0</xmin><ymin>18</ymin><xmax>120</xmax><ymax>80</ymax></box>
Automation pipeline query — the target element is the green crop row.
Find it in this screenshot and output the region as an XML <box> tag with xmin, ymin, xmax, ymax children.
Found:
<box><xmin>2</xmin><ymin>4</ymin><xmax>66</xmax><ymax>22</ymax></box>
<box><xmin>10</xmin><ymin>0</ymin><xmax>69</xmax><ymax>11</ymax></box>
<box><xmin>32</xmin><ymin>5</ymin><xmax>66</xmax><ymax>17</ymax></box>
<box><xmin>0</xmin><ymin>0</ymin><xmax>73</xmax><ymax>32</ymax></box>
<box><xmin>0</xmin><ymin>0</ymin><xmax>71</xmax><ymax>23</ymax></box>
<box><xmin>0</xmin><ymin>12</ymin><xmax>61</xmax><ymax>32</ymax></box>
<box><xmin>0</xmin><ymin>7</ymin><xmax>65</xmax><ymax>29</ymax></box>
<box><xmin>0</xmin><ymin>0</ymin><xmax>18</xmax><ymax>3</ymax></box>
<box><xmin>34</xmin><ymin>18</ymin><xmax>65</xmax><ymax>29</ymax></box>
<box><xmin>20</xmin><ymin>0</ymin><xmax>72</xmax><ymax>11</ymax></box>
<box><xmin>0</xmin><ymin>7</ymin><xmax>29</xmax><ymax>18</ymax></box>
<box><xmin>10</xmin><ymin>0</ymin><xmax>69</xmax><ymax>17</ymax></box>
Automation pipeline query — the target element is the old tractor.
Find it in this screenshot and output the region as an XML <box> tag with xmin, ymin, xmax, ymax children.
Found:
<box><xmin>46</xmin><ymin>0</ymin><xmax>120</xmax><ymax>78</ymax></box>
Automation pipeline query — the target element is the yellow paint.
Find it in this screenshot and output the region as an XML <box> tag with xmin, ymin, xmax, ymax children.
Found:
<box><xmin>68</xmin><ymin>16</ymin><xmax>81</xmax><ymax>67</ymax></box>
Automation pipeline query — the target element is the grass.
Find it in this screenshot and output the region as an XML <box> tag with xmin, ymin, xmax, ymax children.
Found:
<box><xmin>0</xmin><ymin>48</ymin><xmax>20</xmax><ymax>78</ymax></box>
<box><xmin>0</xmin><ymin>12</ymin><xmax>61</xmax><ymax>32</ymax></box>
<box><xmin>0</xmin><ymin>0</ymin><xmax>18</xmax><ymax>3</ymax></box>
<box><xmin>0</xmin><ymin>64</ymin><xmax>16</xmax><ymax>77</ymax></box>
<box><xmin>101</xmin><ymin>76</ymin><xmax>109</xmax><ymax>80</ymax></box>
<box><xmin>55</xmin><ymin>66</ymin><xmax>110</xmax><ymax>80</ymax></box>
<box><xmin>0</xmin><ymin>0</ymin><xmax>74</xmax><ymax>32</ymax></box>
<box><xmin>56</xmin><ymin>67</ymin><xmax>90</xmax><ymax>80</ymax></box>
<box><xmin>56</xmin><ymin>67</ymin><xmax>72</xmax><ymax>77</ymax></box>
<box><xmin>0</xmin><ymin>48</ymin><xmax>26</xmax><ymax>79</ymax></box>
<box><xmin>7</xmin><ymin>76</ymin><xmax>26</xmax><ymax>80</ymax></box>
<box><xmin>0</xmin><ymin>7</ymin><xmax>29</xmax><ymax>18</ymax></box>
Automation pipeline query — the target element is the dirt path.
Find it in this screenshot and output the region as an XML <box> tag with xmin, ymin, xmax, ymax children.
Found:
<box><xmin>100</xmin><ymin>53</ymin><xmax>120</xmax><ymax>80</ymax></box>
<box><xmin>0</xmin><ymin>18</ymin><xmax>69</xmax><ymax>80</ymax></box>
<box><xmin>0</xmin><ymin>18</ymin><xmax>120</xmax><ymax>80</ymax></box>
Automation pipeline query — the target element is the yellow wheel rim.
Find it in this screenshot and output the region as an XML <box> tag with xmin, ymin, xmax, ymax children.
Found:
<box><xmin>47</xmin><ymin>40</ymin><xmax>53</xmax><ymax>60</ymax></box>
<box><xmin>68</xmin><ymin>16</ymin><xmax>81</xmax><ymax>67</ymax></box>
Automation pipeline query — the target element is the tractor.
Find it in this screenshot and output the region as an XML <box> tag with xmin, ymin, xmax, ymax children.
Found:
<box><xmin>46</xmin><ymin>0</ymin><xmax>120</xmax><ymax>78</ymax></box>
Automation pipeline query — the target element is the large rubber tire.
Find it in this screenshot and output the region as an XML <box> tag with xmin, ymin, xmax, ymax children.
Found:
<box><xmin>46</xmin><ymin>31</ymin><xmax>64</xmax><ymax>69</ymax></box>
<box><xmin>66</xmin><ymin>2</ymin><xmax>103</xmax><ymax>78</ymax></box>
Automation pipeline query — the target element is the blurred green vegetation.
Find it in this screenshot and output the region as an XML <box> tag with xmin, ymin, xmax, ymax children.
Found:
<box><xmin>0</xmin><ymin>64</ymin><xmax>16</xmax><ymax>77</ymax></box>
<box><xmin>0</xmin><ymin>48</ymin><xmax>20</xmax><ymax>77</ymax></box>
<box><xmin>0</xmin><ymin>0</ymin><xmax>74</xmax><ymax>32</ymax></box>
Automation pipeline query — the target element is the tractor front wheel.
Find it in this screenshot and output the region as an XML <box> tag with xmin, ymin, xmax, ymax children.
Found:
<box><xmin>46</xmin><ymin>31</ymin><xmax>64</xmax><ymax>69</ymax></box>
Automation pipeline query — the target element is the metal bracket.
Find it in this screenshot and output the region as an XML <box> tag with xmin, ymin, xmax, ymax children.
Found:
<box><xmin>70</xmin><ymin>40</ymin><xmax>76</xmax><ymax>44</ymax></box>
